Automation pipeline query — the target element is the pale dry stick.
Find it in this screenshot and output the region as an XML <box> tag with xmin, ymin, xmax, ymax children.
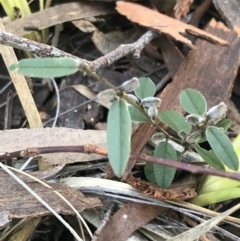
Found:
<box><xmin>90</xmin><ymin>30</ymin><xmax>158</xmax><ymax>71</ymax></box>
<box><xmin>0</xmin><ymin>30</ymin><xmax>85</xmax><ymax>61</ymax></box>
<box><xmin>20</xmin><ymin>77</ymin><xmax>60</xmax><ymax>171</ymax></box>
<box><xmin>156</xmin><ymin>72</ymin><xmax>171</xmax><ymax>92</ymax></box>
<box><xmin>0</xmin><ymin>20</ymin><xmax>42</xmax><ymax>128</ymax></box>
<box><xmin>6</xmin><ymin>165</ymin><xmax>93</xmax><ymax>238</ymax></box>
<box><xmin>0</xmin><ymin>29</ymin><xmax>158</xmax><ymax>72</ymax></box>
<box><xmin>92</xmin><ymin>203</ymin><xmax>116</xmax><ymax>240</ymax></box>
<box><xmin>20</xmin><ymin>50</ymin><xmax>60</xmax><ymax>171</ymax></box>
<box><xmin>51</xmin><ymin>77</ymin><xmax>60</xmax><ymax>127</ymax></box>
<box><xmin>0</xmin><ymin>79</ymin><xmax>12</xmax><ymax>93</ymax></box>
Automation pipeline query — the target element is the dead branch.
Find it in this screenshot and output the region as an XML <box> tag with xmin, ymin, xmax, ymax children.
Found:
<box><xmin>90</xmin><ymin>30</ymin><xmax>158</xmax><ymax>71</ymax></box>
<box><xmin>1</xmin><ymin>145</ymin><xmax>240</xmax><ymax>181</ymax></box>
<box><xmin>0</xmin><ymin>29</ymin><xmax>157</xmax><ymax>71</ymax></box>
<box><xmin>0</xmin><ymin>30</ymin><xmax>84</xmax><ymax>61</ymax></box>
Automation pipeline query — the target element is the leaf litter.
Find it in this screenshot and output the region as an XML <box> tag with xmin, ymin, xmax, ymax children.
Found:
<box><xmin>1</xmin><ymin>0</ymin><xmax>240</xmax><ymax>240</ymax></box>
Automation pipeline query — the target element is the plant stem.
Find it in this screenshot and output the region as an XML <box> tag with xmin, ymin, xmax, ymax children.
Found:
<box><xmin>122</xmin><ymin>94</ymin><xmax>182</xmax><ymax>144</ymax></box>
<box><xmin>79</xmin><ymin>64</ymin><xmax>119</xmax><ymax>91</ymax></box>
<box><xmin>79</xmin><ymin>63</ymin><xmax>183</xmax><ymax>145</ymax></box>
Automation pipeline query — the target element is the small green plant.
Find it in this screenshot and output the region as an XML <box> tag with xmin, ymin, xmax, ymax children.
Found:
<box><xmin>9</xmin><ymin>57</ymin><xmax>240</xmax><ymax>205</ymax></box>
<box><xmin>1</xmin><ymin>0</ymin><xmax>47</xmax><ymax>42</ymax></box>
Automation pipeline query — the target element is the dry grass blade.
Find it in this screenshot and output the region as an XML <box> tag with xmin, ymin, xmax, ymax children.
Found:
<box><xmin>0</xmin><ymin>163</ymin><xmax>83</xmax><ymax>241</ymax></box>
<box><xmin>168</xmin><ymin>203</ymin><xmax>240</xmax><ymax>241</ymax></box>
<box><xmin>0</xmin><ymin>19</ymin><xmax>42</xmax><ymax>128</ymax></box>
<box><xmin>4</xmin><ymin>165</ymin><xmax>97</xmax><ymax>239</ymax></box>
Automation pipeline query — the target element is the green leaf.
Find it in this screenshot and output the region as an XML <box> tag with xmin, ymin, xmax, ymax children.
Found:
<box><xmin>153</xmin><ymin>142</ymin><xmax>178</xmax><ymax>188</ymax></box>
<box><xmin>9</xmin><ymin>58</ymin><xmax>79</xmax><ymax>78</ymax></box>
<box><xmin>197</xmin><ymin>136</ymin><xmax>207</xmax><ymax>144</ymax></box>
<box><xmin>190</xmin><ymin>188</ymin><xmax>240</xmax><ymax>207</ymax></box>
<box><xmin>206</xmin><ymin>126</ymin><xmax>239</xmax><ymax>170</ymax></box>
<box><xmin>199</xmin><ymin>176</ymin><xmax>240</xmax><ymax>195</ymax></box>
<box><xmin>179</xmin><ymin>88</ymin><xmax>207</xmax><ymax>115</ymax></box>
<box><xmin>9</xmin><ymin>63</ymin><xmax>18</xmax><ymax>71</ymax></box>
<box><xmin>144</xmin><ymin>163</ymin><xmax>156</xmax><ymax>183</ymax></box>
<box><xmin>158</xmin><ymin>110</ymin><xmax>191</xmax><ymax>134</ymax></box>
<box><xmin>134</xmin><ymin>77</ymin><xmax>156</xmax><ymax>99</ymax></box>
<box><xmin>107</xmin><ymin>99</ymin><xmax>132</xmax><ymax>177</ymax></box>
<box><xmin>128</xmin><ymin>105</ymin><xmax>148</xmax><ymax>122</ymax></box>
<box><xmin>216</xmin><ymin>118</ymin><xmax>231</xmax><ymax>131</ymax></box>
<box><xmin>194</xmin><ymin>144</ymin><xmax>225</xmax><ymax>170</ymax></box>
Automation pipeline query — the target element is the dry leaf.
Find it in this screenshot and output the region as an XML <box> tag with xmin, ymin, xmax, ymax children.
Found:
<box><xmin>72</xmin><ymin>19</ymin><xmax>97</xmax><ymax>33</ymax></box>
<box><xmin>126</xmin><ymin>175</ymin><xmax>197</xmax><ymax>200</ymax></box>
<box><xmin>5</xmin><ymin>2</ymin><xmax>114</xmax><ymax>36</ymax></box>
<box><xmin>0</xmin><ymin>171</ymin><xmax>102</xmax><ymax>219</ymax></box>
<box><xmin>8</xmin><ymin>217</ymin><xmax>41</xmax><ymax>241</ymax></box>
<box><xmin>0</xmin><ymin>128</ymin><xmax>106</xmax><ymax>165</ymax></box>
<box><xmin>174</xmin><ymin>0</ymin><xmax>194</xmax><ymax>19</ymax></box>
<box><xmin>71</xmin><ymin>85</ymin><xmax>111</xmax><ymax>109</ymax></box>
<box><xmin>94</xmin><ymin>202</ymin><xmax>167</xmax><ymax>241</ymax></box>
<box><xmin>92</xmin><ymin>29</ymin><xmax>140</xmax><ymax>54</ymax></box>
<box><xmin>116</xmin><ymin>1</ymin><xmax>229</xmax><ymax>48</ymax></box>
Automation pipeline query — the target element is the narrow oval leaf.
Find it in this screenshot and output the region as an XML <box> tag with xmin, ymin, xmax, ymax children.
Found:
<box><xmin>194</xmin><ymin>144</ymin><xmax>225</xmax><ymax>170</ymax></box>
<box><xmin>134</xmin><ymin>77</ymin><xmax>156</xmax><ymax>99</ymax></box>
<box><xmin>144</xmin><ymin>163</ymin><xmax>156</xmax><ymax>183</ymax></box>
<box><xmin>179</xmin><ymin>88</ymin><xmax>207</xmax><ymax>115</ymax></box>
<box><xmin>9</xmin><ymin>58</ymin><xmax>79</xmax><ymax>78</ymax></box>
<box><xmin>158</xmin><ymin>110</ymin><xmax>191</xmax><ymax>134</ymax></box>
<box><xmin>206</xmin><ymin>126</ymin><xmax>239</xmax><ymax>170</ymax></box>
<box><xmin>153</xmin><ymin>142</ymin><xmax>178</xmax><ymax>188</ymax></box>
<box><xmin>216</xmin><ymin>118</ymin><xmax>231</xmax><ymax>131</ymax></box>
<box><xmin>107</xmin><ymin>99</ymin><xmax>132</xmax><ymax>177</ymax></box>
<box><xmin>128</xmin><ymin>105</ymin><xmax>148</xmax><ymax>122</ymax></box>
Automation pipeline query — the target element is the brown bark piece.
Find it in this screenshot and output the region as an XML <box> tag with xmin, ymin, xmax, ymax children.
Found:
<box><xmin>125</xmin><ymin>20</ymin><xmax>240</xmax><ymax>178</ymax></box>
<box><xmin>158</xmin><ymin>35</ymin><xmax>184</xmax><ymax>77</ymax></box>
<box><xmin>95</xmin><ymin>202</ymin><xmax>167</xmax><ymax>241</ymax></box>
<box><xmin>174</xmin><ymin>0</ymin><xmax>194</xmax><ymax>19</ymax></box>
<box><xmin>0</xmin><ymin>171</ymin><xmax>102</xmax><ymax>218</ymax></box>
<box><xmin>213</xmin><ymin>0</ymin><xmax>240</xmax><ymax>29</ymax></box>
<box><xmin>126</xmin><ymin>175</ymin><xmax>197</xmax><ymax>200</ymax></box>
<box><xmin>116</xmin><ymin>2</ymin><xmax>229</xmax><ymax>48</ymax></box>
<box><xmin>160</xmin><ymin>20</ymin><xmax>240</xmax><ymax>112</ymax></box>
